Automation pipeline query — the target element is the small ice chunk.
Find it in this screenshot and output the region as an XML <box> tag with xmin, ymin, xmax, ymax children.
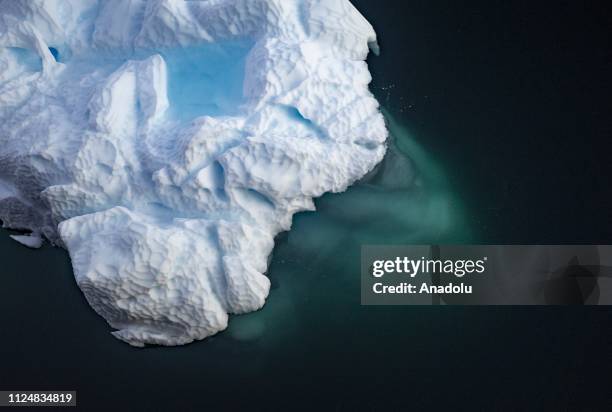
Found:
<box><xmin>10</xmin><ymin>234</ymin><xmax>43</xmax><ymax>248</ymax></box>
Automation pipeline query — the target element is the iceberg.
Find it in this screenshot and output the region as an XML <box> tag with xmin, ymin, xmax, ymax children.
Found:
<box><xmin>0</xmin><ymin>0</ymin><xmax>387</xmax><ymax>346</ymax></box>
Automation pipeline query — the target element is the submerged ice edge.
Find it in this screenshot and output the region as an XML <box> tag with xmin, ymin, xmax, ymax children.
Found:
<box><xmin>0</xmin><ymin>0</ymin><xmax>388</xmax><ymax>346</ymax></box>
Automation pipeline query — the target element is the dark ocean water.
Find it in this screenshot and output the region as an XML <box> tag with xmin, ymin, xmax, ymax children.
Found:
<box><xmin>2</xmin><ymin>1</ymin><xmax>612</xmax><ymax>410</ymax></box>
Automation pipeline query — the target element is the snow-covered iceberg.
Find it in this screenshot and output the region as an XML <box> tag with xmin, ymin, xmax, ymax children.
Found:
<box><xmin>0</xmin><ymin>0</ymin><xmax>387</xmax><ymax>346</ymax></box>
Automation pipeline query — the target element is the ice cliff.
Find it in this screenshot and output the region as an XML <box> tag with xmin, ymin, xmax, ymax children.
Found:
<box><xmin>0</xmin><ymin>0</ymin><xmax>387</xmax><ymax>346</ymax></box>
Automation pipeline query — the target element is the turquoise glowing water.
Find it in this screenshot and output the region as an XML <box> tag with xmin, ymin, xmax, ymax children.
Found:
<box><xmin>225</xmin><ymin>109</ymin><xmax>469</xmax><ymax>342</ymax></box>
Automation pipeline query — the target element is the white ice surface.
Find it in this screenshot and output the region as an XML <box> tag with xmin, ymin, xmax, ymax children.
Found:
<box><xmin>0</xmin><ymin>0</ymin><xmax>387</xmax><ymax>346</ymax></box>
